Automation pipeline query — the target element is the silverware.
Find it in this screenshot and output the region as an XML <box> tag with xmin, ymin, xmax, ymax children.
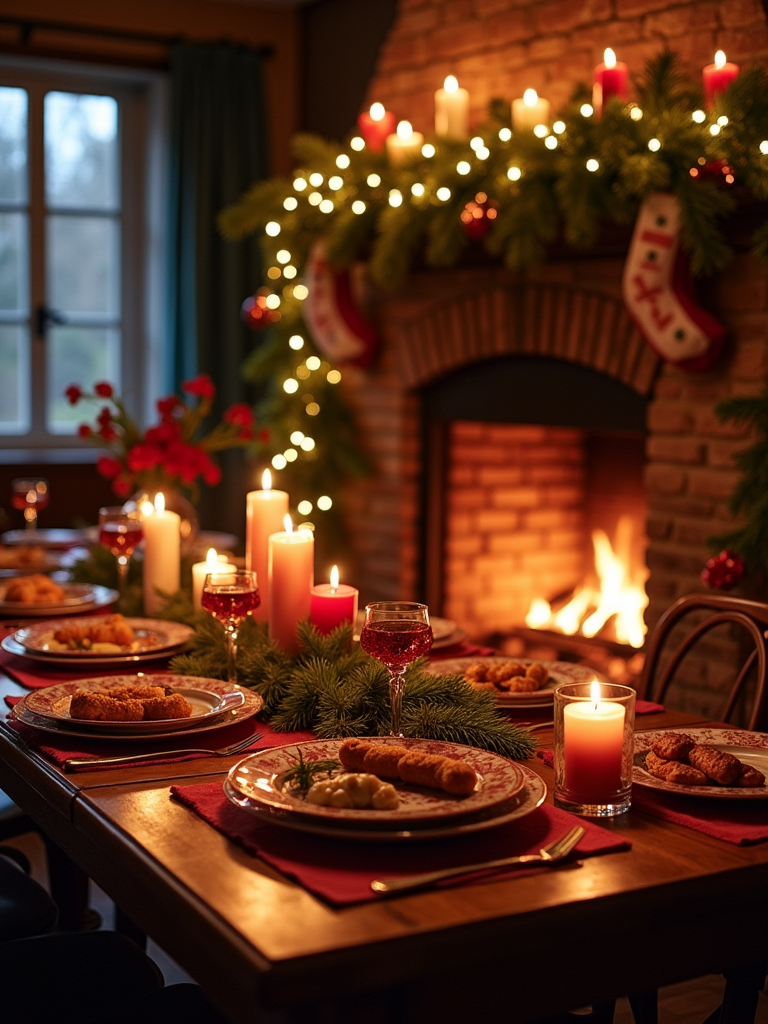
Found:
<box><xmin>62</xmin><ymin>732</ymin><xmax>262</xmax><ymax>772</ymax></box>
<box><xmin>370</xmin><ymin>824</ymin><xmax>585</xmax><ymax>894</ymax></box>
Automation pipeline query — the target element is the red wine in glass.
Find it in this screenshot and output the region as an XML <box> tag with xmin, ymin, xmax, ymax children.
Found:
<box><xmin>360</xmin><ymin>602</ymin><xmax>432</xmax><ymax>736</ymax></box>
<box><xmin>11</xmin><ymin>478</ymin><xmax>50</xmax><ymax>530</ymax></box>
<box><xmin>201</xmin><ymin>570</ymin><xmax>259</xmax><ymax>684</ymax></box>
<box><xmin>99</xmin><ymin>521</ymin><xmax>143</xmax><ymax>558</ymax></box>
<box><xmin>201</xmin><ymin>586</ymin><xmax>261</xmax><ymax>624</ymax></box>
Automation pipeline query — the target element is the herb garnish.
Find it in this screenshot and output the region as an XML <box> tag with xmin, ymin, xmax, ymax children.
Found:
<box><xmin>281</xmin><ymin>749</ymin><xmax>341</xmax><ymax>793</ymax></box>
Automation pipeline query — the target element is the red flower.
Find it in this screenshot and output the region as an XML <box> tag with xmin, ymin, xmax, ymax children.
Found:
<box><xmin>157</xmin><ymin>395</ymin><xmax>182</xmax><ymax>421</ymax></box>
<box><xmin>94</xmin><ymin>381</ymin><xmax>114</xmax><ymax>398</ymax></box>
<box><xmin>181</xmin><ymin>374</ymin><xmax>215</xmax><ymax>400</ymax></box>
<box><xmin>77</xmin><ymin>424</ymin><xmax>92</xmax><ymax>438</ymax></box>
<box><xmin>113</xmin><ymin>477</ymin><xmax>132</xmax><ymax>498</ymax></box>
<box><xmin>66</xmin><ymin>385</ymin><xmax>82</xmax><ymax>405</ymax></box>
<box><xmin>99</xmin><ymin>424</ymin><xmax>118</xmax><ymax>442</ymax></box>
<box><xmin>97</xmin><ymin>456</ymin><xmax>123</xmax><ymax>479</ymax></box>
<box><xmin>223</xmin><ymin>403</ymin><xmax>254</xmax><ymax>438</ymax></box>
<box><xmin>97</xmin><ymin>406</ymin><xmax>113</xmax><ymax>426</ymax></box>
<box><xmin>202</xmin><ymin>459</ymin><xmax>222</xmax><ymax>486</ymax></box>
<box><xmin>258</xmin><ymin>427</ymin><xmax>270</xmax><ymax>444</ymax></box>
<box><xmin>127</xmin><ymin>444</ymin><xmax>163</xmax><ymax>473</ymax></box>
<box><xmin>145</xmin><ymin>421</ymin><xmax>181</xmax><ymax>445</ymax></box>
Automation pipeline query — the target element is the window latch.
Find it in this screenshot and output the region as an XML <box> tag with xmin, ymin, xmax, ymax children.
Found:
<box><xmin>36</xmin><ymin>304</ymin><xmax>68</xmax><ymax>339</ymax></box>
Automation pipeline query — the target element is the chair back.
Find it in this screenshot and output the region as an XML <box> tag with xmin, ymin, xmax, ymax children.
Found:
<box><xmin>640</xmin><ymin>593</ymin><xmax>768</xmax><ymax>731</ymax></box>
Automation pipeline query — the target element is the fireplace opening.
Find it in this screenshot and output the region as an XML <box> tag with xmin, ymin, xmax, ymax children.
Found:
<box><xmin>420</xmin><ymin>355</ymin><xmax>650</xmax><ymax>666</ymax></box>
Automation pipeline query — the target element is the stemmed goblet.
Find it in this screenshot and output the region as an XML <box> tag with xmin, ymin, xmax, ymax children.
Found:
<box><xmin>99</xmin><ymin>505</ymin><xmax>143</xmax><ymax>598</ymax></box>
<box><xmin>201</xmin><ymin>569</ymin><xmax>260</xmax><ymax>685</ymax></box>
<box><xmin>360</xmin><ymin>601</ymin><xmax>433</xmax><ymax>737</ymax></box>
<box><xmin>12</xmin><ymin>478</ymin><xmax>50</xmax><ymax>532</ymax></box>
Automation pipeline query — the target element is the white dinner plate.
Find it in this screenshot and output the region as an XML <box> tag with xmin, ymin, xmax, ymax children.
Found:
<box><xmin>0</xmin><ymin>583</ymin><xmax>117</xmax><ymax>617</ymax></box>
<box><xmin>633</xmin><ymin>727</ymin><xmax>768</xmax><ymax>799</ymax></box>
<box><xmin>224</xmin><ymin>764</ymin><xmax>546</xmax><ymax>843</ymax></box>
<box><xmin>12</xmin><ymin>616</ymin><xmax>193</xmax><ymax>657</ymax></box>
<box><xmin>1</xmin><ymin>528</ymin><xmax>89</xmax><ymax>549</ymax></box>
<box><xmin>423</xmin><ymin>657</ymin><xmax>605</xmax><ymax>706</ymax></box>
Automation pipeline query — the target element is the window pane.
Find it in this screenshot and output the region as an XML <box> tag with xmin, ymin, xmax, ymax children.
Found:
<box><xmin>0</xmin><ymin>86</ymin><xmax>27</xmax><ymax>203</ymax></box>
<box><xmin>47</xmin><ymin>215</ymin><xmax>120</xmax><ymax>315</ymax></box>
<box><xmin>0</xmin><ymin>212</ymin><xmax>28</xmax><ymax>312</ymax></box>
<box><xmin>47</xmin><ymin>325</ymin><xmax>121</xmax><ymax>433</ymax></box>
<box><xmin>44</xmin><ymin>92</ymin><xmax>118</xmax><ymax>210</ymax></box>
<box><xmin>0</xmin><ymin>324</ymin><xmax>30</xmax><ymax>433</ymax></box>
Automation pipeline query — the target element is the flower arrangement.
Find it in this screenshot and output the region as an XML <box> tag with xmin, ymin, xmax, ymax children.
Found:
<box><xmin>66</xmin><ymin>376</ymin><xmax>259</xmax><ymax>498</ymax></box>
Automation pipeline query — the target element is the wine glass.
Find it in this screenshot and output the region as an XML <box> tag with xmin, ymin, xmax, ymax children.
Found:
<box><xmin>11</xmin><ymin>478</ymin><xmax>50</xmax><ymax>532</ymax></box>
<box><xmin>99</xmin><ymin>505</ymin><xmax>143</xmax><ymax>597</ymax></box>
<box><xmin>360</xmin><ymin>601</ymin><xmax>433</xmax><ymax>737</ymax></box>
<box><xmin>201</xmin><ymin>570</ymin><xmax>260</xmax><ymax>685</ymax></box>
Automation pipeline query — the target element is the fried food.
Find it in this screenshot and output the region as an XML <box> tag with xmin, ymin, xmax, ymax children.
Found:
<box><xmin>361</xmin><ymin>743</ymin><xmax>409</xmax><ymax>779</ymax></box>
<box><xmin>141</xmin><ymin>694</ymin><xmax>193</xmax><ymax>721</ymax></box>
<box><xmin>339</xmin><ymin>739</ymin><xmax>478</xmax><ymax>796</ymax></box>
<box><xmin>462</xmin><ymin>660</ymin><xmax>550</xmax><ymax>694</ymax></box>
<box><xmin>645</xmin><ymin>750</ymin><xmax>709</xmax><ymax>786</ymax></box>
<box><xmin>68</xmin><ymin>684</ymin><xmax>193</xmax><ymax>722</ymax></box>
<box><xmin>735</xmin><ymin>762</ymin><xmax>766</xmax><ymax>788</ymax></box>
<box><xmin>338</xmin><ymin>737</ymin><xmax>375</xmax><ymax>772</ymax></box>
<box><xmin>108</xmin><ymin>685</ymin><xmax>166</xmax><ymax>702</ymax></box>
<box><xmin>0</xmin><ymin>545</ymin><xmax>46</xmax><ymax>569</ymax></box>
<box><xmin>4</xmin><ymin>574</ymin><xmax>66</xmax><ymax>604</ymax></box>
<box><xmin>687</xmin><ymin>744</ymin><xmax>741</xmax><ymax>786</ymax></box>
<box><xmin>70</xmin><ymin>693</ymin><xmax>144</xmax><ymax>722</ymax></box>
<box><xmin>53</xmin><ymin>614</ymin><xmax>137</xmax><ymax>650</ymax></box>
<box><xmin>500</xmin><ymin>675</ymin><xmax>541</xmax><ymax>693</ymax></box>
<box><xmin>650</xmin><ymin>731</ymin><xmax>697</xmax><ymax>762</ymax></box>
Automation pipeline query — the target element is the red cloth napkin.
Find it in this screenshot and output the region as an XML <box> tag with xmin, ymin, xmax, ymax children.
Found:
<box><xmin>170</xmin><ymin>780</ymin><xmax>631</xmax><ymax>906</ymax></box>
<box><xmin>429</xmin><ymin>642</ymin><xmax>496</xmax><ymax>661</ymax></box>
<box><xmin>535</xmin><ymin>749</ymin><xmax>768</xmax><ymax>846</ymax></box>
<box><xmin>636</xmin><ymin>699</ymin><xmax>665</xmax><ymax>714</ymax></box>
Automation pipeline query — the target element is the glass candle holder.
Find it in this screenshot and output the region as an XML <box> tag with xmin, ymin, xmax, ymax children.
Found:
<box><xmin>554</xmin><ymin>681</ymin><xmax>636</xmax><ymax>817</ymax></box>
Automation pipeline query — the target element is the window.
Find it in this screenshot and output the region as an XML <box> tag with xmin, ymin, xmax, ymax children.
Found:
<box><xmin>0</xmin><ymin>59</ymin><xmax>165</xmax><ymax>455</ymax></box>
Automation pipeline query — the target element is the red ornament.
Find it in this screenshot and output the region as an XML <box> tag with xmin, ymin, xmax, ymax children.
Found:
<box><xmin>241</xmin><ymin>292</ymin><xmax>281</xmax><ymax>331</ymax></box>
<box><xmin>460</xmin><ymin>192</ymin><xmax>498</xmax><ymax>241</ymax></box>
<box><xmin>701</xmin><ymin>549</ymin><xmax>745</xmax><ymax>591</ymax></box>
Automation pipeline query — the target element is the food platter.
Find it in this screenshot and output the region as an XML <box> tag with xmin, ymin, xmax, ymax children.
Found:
<box><xmin>12</xmin><ymin>616</ymin><xmax>192</xmax><ymax>656</ymax></box>
<box><xmin>0</xmin><ymin>583</ymin><xmax>117</xmax><ymax>616</ymax></box>
<box><xmin>12</xmin><ymin>678</ymin><xmax>263</xmax><ymax>742</ymax></box>
<box><xmin>633</xmin><ymin>727</ymin><xmax>768</xmax><ymax>800</ymax></box>
<box><xmin>423</xmin><ymin>657</ymin><xmax>604</xmax><ymax>707</ymax></box>
<box><xmin>1</xmin><ymin>528</ymin><xmax>90</xmax><ymax>549</ymax></box>
<box><xmin>225</xmin><ymin>757</ymin><xmax>546</xmax><ymax>843</ymax></box>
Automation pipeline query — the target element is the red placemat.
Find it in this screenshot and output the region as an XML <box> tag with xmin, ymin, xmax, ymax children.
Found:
<box><xmin>171</xmin><ymin>780</ymin><xmax>631</xmax><ymax>906</ymax></box>
<box><xmin>636</xmin><ymin>699</ymin><xmax>665</xmax><ymax>714</ymax></box>
<box><xmin>429</xmin><ymin>642</ymin><xmax>496</xmax><ymax>661</ymax></box>
<box><xmin>535</xmin><ymin>749</ymin><xmax>768</xmax><ymax>845</ymax></box>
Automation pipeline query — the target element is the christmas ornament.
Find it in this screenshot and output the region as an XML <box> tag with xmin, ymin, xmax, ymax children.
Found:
<box><xmin>241</xmin><ymin>292</ymin><xmax>280</xmax><ymax>331</ymax></box>
<box><xmin>460</xmin><ymin>192</ymin><xmax>498</xmax><ymax>241</ymax></box>
<box><xmin>303</xmin><ymin>240</ymin><xmax>379</xmax><ymax>368</ymax></box>
<box><xmin>622</xmin><ymin>193</ymin><xmax>727</xmax><ymax>372</ymax></box>
<box><xmin>701</xmin><ymin>549</ymin><xmax>744</xmax><ymax>591</ymax></box>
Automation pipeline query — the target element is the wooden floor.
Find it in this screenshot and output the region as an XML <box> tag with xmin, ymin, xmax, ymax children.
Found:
<box><xmin>4</xmin><ymin>829</ymin><xmax>767</xmax><ymax>1023</ymax></box>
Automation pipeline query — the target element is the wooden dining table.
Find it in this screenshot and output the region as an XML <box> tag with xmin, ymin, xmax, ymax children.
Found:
<box><xmin>1</xmin><ymin>664</ymin><xmax>767</xmax><ymax>1024</ymax></box>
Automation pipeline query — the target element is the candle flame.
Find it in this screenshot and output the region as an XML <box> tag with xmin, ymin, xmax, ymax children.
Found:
<box><xmin>284</xmin><ymin>514</ymin><xmax>293</xmax><ymax>535</ymax></box>
<box><xmin>206</xmin><ymin>548</ymin><xmax>219</xmax><ymax>570</ymax></box>
<box><xmin>396</xmin><ymin>120</ymin><xmax>413</xmax><ymax>141</ymax></box>
<box><xmin>444</xmin><ymin>75</ymin><xmax>459</xmax><ymax>94</ymax></box>
<box><xmin>604</xmin><ymin>47</ymin><xmax>616</xmax><ymax>69</ymax></box>
<box><xmin>330</xmin><ymin>565</ymin><xmax>339</xmax><ymax>591</ymax></box>
<box><xmin>715</xmin><ymin>50</ymin><xmax>726</xmax><ymax>69</ymax></box>
<box><xmin>523</xmin><ymin>88</ymin><xmax>539</xmax><ymax>107</ymax></box>
<box><xmin>262</xmin><ymin>468</ymin><xmax>272</xmax><ymax>491</ymax></box>
<box><xmin>590</xmin><ymin>681</ymin><xmax>602</xmax><ymax>709</ymax></box>
<box><xmin>155</xmin><ymin>492</ymin><xmax>165</xmax><ymax>513</ymax></box>
<box><xmin>140</xmin><ymin>500</ymin><xmax>154</xmax><ymax>517</ymax></box>
<box><xmin>370</xmin><ymin>102</ymin><xmax>385</xmax><ymax>121</ymax></box>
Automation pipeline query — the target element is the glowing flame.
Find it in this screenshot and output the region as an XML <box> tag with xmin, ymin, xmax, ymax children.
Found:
<box><xmin>590</xmin><ymin>681</ymin><xmax>602</xmax><ymax>708</ymax></box>
<box><xmin>604</xmin><ymin>48</ymin><xmax>616</xmax><ymax>69</ymax></box>
<box><xmin>330</xmin><ymin>565</ymin><xmax>340</xmax><ymax>591</ymax></box>
<box><xmin>284</xmin><ymin>514</ymin><xmax>293</xmax><ymax>534</ymax></box>
<box><xmin>523</xmin><ymin>88</ymin><xmax>539</xmax><ymax>107</ymax></box>
<box><xmin>444</xmin><ymin>75</ymin><xmax>459</xmax><ymax>94</ymax></box>
<box><xmin>397</xmin><ymin>120</ymin><xmax>413</xmax><ymax>141</ymax></box>
<box><xmin>524</xmin><ymin>515</ymin><xmax>648</xmax><ymax>648</ymax></box>
<box><xmin>155</xmin><ymin>492</ymin><xmax>165</xmax><ymax>513</ymax></box>
<box><xmin>262</xmin><ymin>468</ymin><xmax>272</xmax><ymax>491</ymax></box>
<box><xmin>206</xmin><ymin>548</ymin><xmax>219</xmax><ymax>571</ymax></box>
<box><xmin>715</xmin><ymin>50</ymin><xmax>726</xmax><ymax>69</ymax></box>
<box><xmin>370</xmin><ymin>102</ymin><xmax>385</xmax><ymax>121</ymax></box>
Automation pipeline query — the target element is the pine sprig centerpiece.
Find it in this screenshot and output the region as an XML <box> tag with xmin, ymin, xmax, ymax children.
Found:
<box><xmin>170</xmin><ymin>619</ymin><xmax>536</xmax><ymax>760</ymax></box>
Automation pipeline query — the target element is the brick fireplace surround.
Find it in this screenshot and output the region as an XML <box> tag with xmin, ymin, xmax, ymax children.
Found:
<box><xmin>336</xmin><ymin>0</ymin><xmax>768</xmax><ymax>718</ymax></box>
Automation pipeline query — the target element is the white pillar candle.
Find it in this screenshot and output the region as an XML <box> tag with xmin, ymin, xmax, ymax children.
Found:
<box><xmin>141</xmin><ymin>492</ymin><xmax>180</xmax><ymax>615</ymax></box>
<box><xmin>191</xmin><ymin>548</ymin><xmax>230</xmax><ymax>614</ymax></box>
<box><xmin>386</xmin><ymin>120</ymin><xmax>425</xmax><ymax>167</ymax></box>
<box><xmin>434</xmin><ymin>75</ymin><xmax>469</xmax><ymax>138</ymax></box>
<box><xmin>268</xmin><ymin>514</ymin><xmax>314</xmax><ymax>655</ymax></box>
<box><xmin>512</xmin><ymin>88</ymin><xmax>551</xmax><ymax>131</ymax></box>
<box><xmin>246</xmin><ymin>469</ymin><xmax>289</xmax><ymax>622</ymax></box>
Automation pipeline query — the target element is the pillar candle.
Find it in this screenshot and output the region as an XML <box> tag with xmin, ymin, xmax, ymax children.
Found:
<box><xmin>268</xmin><ymin>515</ymin><xmax>314</xmax><ymax>655</ymax></box>
<box><xmin>593</xmin><ymin>48</ymin><xmax>628</xmax><ymax>117</ymax></box>
<box><xmin>246</xmin><ymin>469</ymin><xmax>289</xmax><ymax>622</ymax></box>
<box><xmin>310</xmin><ymin>566</ymin><xmax>359</xmax><ymax>635</ymax></box>
<box><xmin>358</xmin><ymin>102</ymin><xmax>396</xmax><ymax>153</ymax></box>
<box><xmin>511</xmin><ymin>88</ymin><xmax>551</xmax><ymax>132</ymax></box>
<box><xmin>191</xmin><ymin>548</ymin><xmax>230</xmax><ymax>614</ymax></box>
<box><xmin>434</xmin><ymin>75</ymin><xmax>469</xmax><ymax>138</ymax></box>
<box><xmin>386</xmin><ymin>120</ymin><xmax>425</xmax><ymax>167</ymax></box>
<box><xmin>563</xmin><ymin>683</ymin><xmax>625</xmax><ymax>804</ymax></box>
<box><xmin>141</xmin><ymin>493</ymin><xmax>180</xmax><ymax>615</ymax></box>
<box><xmin>703</xmin><ymin>50</ymin><xmax>739</xmax><ymax>108</ymax></box>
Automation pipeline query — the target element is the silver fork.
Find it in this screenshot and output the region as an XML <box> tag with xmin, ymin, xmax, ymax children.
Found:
<box><xmin>370</xmin><ymin>825</ymin><xmax>585</xmax><ymax>894</ymax></box>
<box><xmin>62</xmin><ymin>732</ymin><xmax>262</xmax><ymax>772</ymax></box>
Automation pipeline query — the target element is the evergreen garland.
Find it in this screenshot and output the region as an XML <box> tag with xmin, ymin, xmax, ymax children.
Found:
<box><xmin>170</xmin><ymin>619</ymin><xmax>536</xmax><ymax>760</ymax></box>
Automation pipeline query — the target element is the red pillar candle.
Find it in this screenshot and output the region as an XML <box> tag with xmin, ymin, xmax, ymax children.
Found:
<box><xmin>703</xmin><ymin>51</ymin><xmax>739</xmax><ymax>108</ymax></box>
<box><xmin>563</xmin><ymin>683</ymin><xmax>625</xmax><ymax>804</ymax></box>
<box><xmin>357</xmin><ymin>102</ymin><xmax>396</xmax><ymax>153</ymax></box>
<box><xmin>310</xmin><ymin>566</ymin><xmax>359</xmax><ymax>635</ymax></box>
<box><xmin>593</xmin><ymin>48</ymin><xmax>628</xmax><ymax>117</ymax></box>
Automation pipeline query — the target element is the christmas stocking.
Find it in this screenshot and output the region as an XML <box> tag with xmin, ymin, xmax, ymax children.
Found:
<box><xmin>622</xmin><ymin>193</ymin><xmax>727</xmax><ymax>372</ymax></box>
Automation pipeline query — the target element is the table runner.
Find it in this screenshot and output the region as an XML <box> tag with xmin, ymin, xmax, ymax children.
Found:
<box><xmin>536</xmin><ymin>750</ymin><xmax>768</xmax><ymax>845</ymax></box>
<box><xmin>171</xmin><ymin>781</ymin><xmax>631</xmax><ymax>906</ymax></box>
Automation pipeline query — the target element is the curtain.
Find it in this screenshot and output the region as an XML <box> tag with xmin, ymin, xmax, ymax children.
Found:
<box><xmin>164</xmin><ymin>42</ymin><xmax>268</xmax><ymax>533</ymax></box>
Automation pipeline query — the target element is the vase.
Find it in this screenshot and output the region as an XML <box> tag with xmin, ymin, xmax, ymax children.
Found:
<box><xmin>126</xmin><ymin>487</ymin><xmax>200</xmax><ymax>554</ymax></box>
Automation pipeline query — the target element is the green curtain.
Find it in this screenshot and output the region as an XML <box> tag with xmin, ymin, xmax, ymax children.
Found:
<box><xmin>164</xmin><ymin>42</ymin><xmax>268</xmax><ymax>535</ymax></box>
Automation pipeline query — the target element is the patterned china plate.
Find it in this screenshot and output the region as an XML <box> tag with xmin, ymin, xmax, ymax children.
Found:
<box><xmin>12</xmin><ymin>679</ymin><xmax>263</xmax><ymax>741</ymax></box>
<box><xmin>423</xmin><ymin>657</ymin><xmax>604</xmax><ymax>706</ymax></box>
<box><xmin>12</xmin><ymin>617</ymin><xmax>193</xmax><ymax>656</ymax></box>
<box><xmin>225</xmin><ymin>763</ymin><xmax>546</xmax><ymax>843</ymax></box>
<box><xmin>633</xmin><ymin>727</ymin><xmax>768</xmax><ymax>799</ymax></box>
<box><xmin>227</xmin><ymin>737</ymin><xmax>526</xmax><ymax>828</ymax></box>
<box><xmin>0</xmin><ymin>584</ymin><xmax>117</xmax><ymax>617</ymax></box>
